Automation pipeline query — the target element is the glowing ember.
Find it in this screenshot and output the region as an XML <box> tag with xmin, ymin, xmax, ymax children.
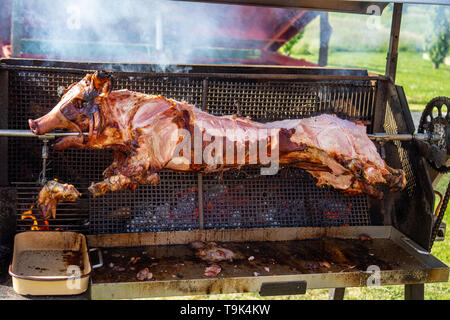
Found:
<box><xmin>21</xmin><ymin>205</ymin><xmax>50</xmax><ymax>231</ymax></box>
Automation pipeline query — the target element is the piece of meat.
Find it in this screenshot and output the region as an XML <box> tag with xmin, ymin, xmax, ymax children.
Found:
<box><xmin>136</xmin><ymin>268</ymin><xmax>153</xmax><ymax>281</ymax></box>
<box><xmin>193</xmin><ymin>242</ymin><xmax>242</xmax><ymax>263</ymax></box>
<box><xmin>29</xmin><ymin>72</ymin><xmax>406</xmax><ymax>199</ymax></box>
<box><xmin>37</xmin><ymin>180</ymin><xmax>81</xmax><ymax>219</ymax></box>
<box><xmin>204</xmin><ymin>264</ymin><xmax>222</xmax><ymax>277</ymax></box>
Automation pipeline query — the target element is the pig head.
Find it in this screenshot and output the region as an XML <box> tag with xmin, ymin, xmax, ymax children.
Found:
<box><xmin>28</xmin><ymin>71</ymin><xmax>185</xmax><ymax>196</ymax></box>
<box><xmin>28</xmin><ymin>71</ymin><xmax>112</xmax><ymax>150</ymax></box>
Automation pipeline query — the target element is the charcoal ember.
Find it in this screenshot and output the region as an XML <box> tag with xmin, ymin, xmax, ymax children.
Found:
<box><xmin>204</xmin><ymin>184</ymin><xmax>227</xmax><ymax>201</ymax></box>
<box><xmin>314</xmin><ymin>198</ymin><xmax>350</xmax><ymax>227</ymax></box>
<box><xmin>276</xmin><ymin>199</ymin><xmax>309</xmax><ymax>226</ymax></box>
<box><xmin>125</xmin><ymin>192</ymin><xmax>197</xmax><ymax>233</ymax></box>
<box><xmin>173</xmin><ymin>192</ymin><xmax>197</xmax><ymax>219</ymax></box>
<box><xmin>262</xmin><ymin>206</ymin><xmax>278</xmax><ymax>226</ymax></box>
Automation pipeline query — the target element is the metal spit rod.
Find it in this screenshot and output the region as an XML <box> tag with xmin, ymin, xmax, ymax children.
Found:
<box><xmin>0</xmin><ymin>129</ymin><xmax>440</xmax><ymax>142</ymax></box>
<box><xmin>0</xmin><ymin>130</ymin><xmax>88</xmax><ymax>139</ymax></box>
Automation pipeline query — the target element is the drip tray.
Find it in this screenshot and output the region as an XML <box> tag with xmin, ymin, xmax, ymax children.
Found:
<box><xmin>87</xmin><ymin>226</ymin><xmax>448</xmax><ymax>300</ymax></box>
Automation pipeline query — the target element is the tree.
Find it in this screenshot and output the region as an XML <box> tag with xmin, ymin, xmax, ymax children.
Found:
<box><xmin>425</xmin><ymin>7</ymin><xmax>450</xmax><ymax>69</ymax></box>
<box><xmin>280</xmin><ymin>29</ymin><xmax>305</xmax><ymax>57</ymax></box>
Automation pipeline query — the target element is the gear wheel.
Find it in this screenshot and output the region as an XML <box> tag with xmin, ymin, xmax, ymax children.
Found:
<box><xmin>418</xmin><ymin>96</ymin><xmax>450</xmax><ymax>173</ymax></box>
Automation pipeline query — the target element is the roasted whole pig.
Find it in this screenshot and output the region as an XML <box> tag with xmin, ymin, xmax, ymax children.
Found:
<box><xmin>29</xmin><ymin>71</ymin><xmax>406</xmax><ymax>199</ymax></box>
<box><xmin>37</xmin><ymin>180</ymin><xmax>81</xmax><ymax>219</ymax></box>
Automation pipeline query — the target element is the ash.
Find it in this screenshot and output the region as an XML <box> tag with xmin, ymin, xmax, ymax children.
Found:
<box><xmin>124</xmin><ymin>191</ymin><xmax>198</xmax><ymax>233</ymax></box>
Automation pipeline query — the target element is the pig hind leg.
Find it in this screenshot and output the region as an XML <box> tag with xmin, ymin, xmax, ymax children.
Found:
<box><xmin>103</xmin><ymin>151</ymin><xmax>127</xmax><ymax>178</ymax></box>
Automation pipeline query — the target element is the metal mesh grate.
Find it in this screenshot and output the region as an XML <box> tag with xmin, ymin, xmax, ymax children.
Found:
<box><xmin>7</xmin><ymin>67</ymin><xmax>377</xmax><ymax>234</ymax></box>
<box><xmin>89</xmin><ymin>172</ymin><xmax>199</xmax><ymax>234</ymax></box>
<box><xmin>384</xmin><ymin>102</ymin><xmax>416</xmax><ymax>197</ymax></box>
<box><xmin>206</xmin><ymin>79</ymin><xmax>376</xmax><ymax>127</ymax></box>
<box><xmin>202</xmin><ymin>168</ymin><xmax>369</xmax><ymax>229</ymax></box>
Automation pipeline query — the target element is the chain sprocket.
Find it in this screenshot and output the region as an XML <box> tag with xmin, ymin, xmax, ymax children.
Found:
<box><xmin>418</xmin><ymin>96</ymin><xmax>450</xmax><ymax>173</ymax></box>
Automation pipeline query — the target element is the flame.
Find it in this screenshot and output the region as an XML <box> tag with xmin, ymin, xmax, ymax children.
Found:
<box><xmin>21</xmin><ymin>205</ymin><xmax>50</xmax><ymax>231</ymax></box>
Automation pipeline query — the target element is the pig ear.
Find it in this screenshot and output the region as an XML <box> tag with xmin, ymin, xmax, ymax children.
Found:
<box><xmin>91</xmin><ymin>70</ymin><xmax>113</xmax><ymax>97</ymax></box>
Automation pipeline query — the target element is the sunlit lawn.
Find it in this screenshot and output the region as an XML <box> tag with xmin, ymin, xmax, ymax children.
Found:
<box><xmin>285</xmin><ymin>6</ymin><xmax>450</xmax><ymax>111</ymax></box>
<box><xmin>291</xmin><ymin>51</ymin><xmax>450</xmax><ymax>111</ymax></box>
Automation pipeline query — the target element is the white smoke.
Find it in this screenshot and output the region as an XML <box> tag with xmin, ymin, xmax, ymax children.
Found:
<box><xmin>20</xmin><ymin>0</ymin><xmax>252</xmax><ymax>69</ymax></box>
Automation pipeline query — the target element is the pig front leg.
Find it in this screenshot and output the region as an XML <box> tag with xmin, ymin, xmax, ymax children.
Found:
<box><xmin>91</xmin><ymin>149</ymin><xmax>164</xmax><ymax>196</ymax></box>
<box><xmin>88</xmin><ymin>172</ymin><xmax>161</xmax><ymax>197</ymax></box>
<box><xmin>88</xmin><ymin>173</ymin><xmax>138</xmax><ymax>197</ymax></box>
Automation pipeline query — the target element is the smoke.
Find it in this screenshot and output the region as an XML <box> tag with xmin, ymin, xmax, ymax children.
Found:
<box><xmin>16</xmin><ymin>0</ymin><xmax>207</xmax><ymax>71</ymax></box>
<box><xmin>22</xmin><ymin>1</ymin><xmax>166</xmax><ymax>64</ymax></box>
<box><xmin>18</xmin><ymin>0</ymin><xmax>297</xmax><ymax>72</ymax></box>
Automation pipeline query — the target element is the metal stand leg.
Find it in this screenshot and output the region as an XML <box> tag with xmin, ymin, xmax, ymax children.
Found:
<box><xmin>405</xmin><ymin>284</ymin><xmax>424</xmax><ymax>300</ymax></box>
<box><xmin>329</xmin><ymin>288</ymin><xmax>345</xmax><ymax>300</ymax></box>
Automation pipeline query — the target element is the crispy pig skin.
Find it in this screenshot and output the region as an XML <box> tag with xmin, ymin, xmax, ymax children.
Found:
<box><xmin>37</xmin><ymin>180</ymin><xmax>81</xmax><ymax>219</ymax></box>
<box><xmin>29</xmin><ymin>72</ymin><xmax>406</xmax><ymax>199</ymax></box>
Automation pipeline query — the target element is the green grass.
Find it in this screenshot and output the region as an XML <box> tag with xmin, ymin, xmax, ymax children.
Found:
<box><xmin>291</xmin><ymin>51</ymin><xmax>450</xmax><ymax>110</ymax></box>
<box><xmin>282</xmin><ymin>5</ymin><xmax>450</xmax><ymax>110</ymax></box>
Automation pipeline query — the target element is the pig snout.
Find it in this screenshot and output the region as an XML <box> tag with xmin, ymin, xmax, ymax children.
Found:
<box><xmin>29</xmin><ymin>115</ymin><xmax>54</xmax><ymax>135</ymax></box>
<box><xmin>28</xmin><ymin>119</ymin><xmax>40</xmax><ymax>135</ymax></box>
<box><xmin>28</xmin><ymin>109</ymin><xmax>67</xmax><ymax>135</ymax></box>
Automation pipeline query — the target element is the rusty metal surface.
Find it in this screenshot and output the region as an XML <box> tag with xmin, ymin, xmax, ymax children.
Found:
<box><xmin>89</xmin><ymin>235</ymin><xmax>448</xmax><ymax>299</ymax></box>
<box><xmin>92</xmin><ymin>239</ymin><xmax>402</xmax><ymax>283</ymax></box>
<box><xmin>86</xmin><ymin>226</ymin><xmax>394</xmax><ymax>247</ymax></box>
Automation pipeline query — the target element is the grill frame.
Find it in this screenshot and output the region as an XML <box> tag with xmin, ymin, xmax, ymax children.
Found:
<box><xmin>0</xmin><ymin>58</ymin><xmax>445</xmax><ymax>299</ymax></box>
<box><xmin>0</xmin><ymin>58</ymin><xmax>435</xmax><ymax>250</ymax></box>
